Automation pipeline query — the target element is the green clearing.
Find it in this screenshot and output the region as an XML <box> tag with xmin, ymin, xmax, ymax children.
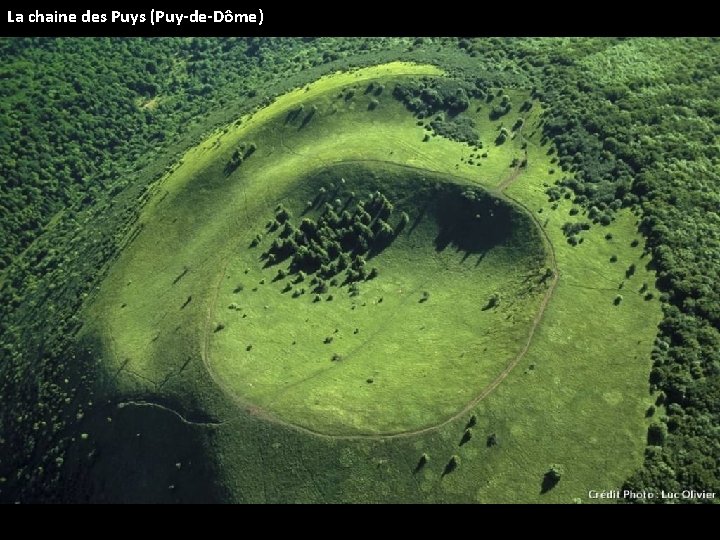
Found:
<box><xmin>81</xmin><ymin>62</ymin><xmax>662</xmax><ymax>502</ymax></box>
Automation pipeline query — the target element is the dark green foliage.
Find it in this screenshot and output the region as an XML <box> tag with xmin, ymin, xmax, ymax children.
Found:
<box><xmin>393</xmin><ymin>78</ymin><xmax>472</xmax><ymax>118</ymax></box>
<box><xmin>541</xmin><ymin>464</ymin><xmax>564</xmax><ymax>493</ymax></box>
<box><xmin>460</xmin><ymin>429</ymin><xmax>472</xmax><ymax>445</ymax></box>
<box><xmin>489</xmin><ymin>102</ymin><xmax>512</xmax><ymax>120</ymax></box>
<box><xmin>429</xmin><ymin>114</ymin><xmax>479</xmax><ymax>145</ymax></box>
<box><xmin>444</xmin><ymin>455</ymin><xmax>460</xmax><ymax>475</ymax></box>
<box><xmin>483</xmin><ymin>292</ymin><xmax>500</xmax><ymax>311</ymax></box>
<box><xmin>250</xmin><ymin>234</ymin><xmax>263</xmax><ymax>248</ymax></box>
<box><xmin>614</xmin><ymin>295</ymin><xmax>623</xmax><ymax>306</ymax></box>
<box><xmin>647</xmin><ymin>423</ymin><xmax>667</xmax><ymax>446</ymax></box>
<box><xmin>275</xmin><ymin>205</ymin><xmax>291</xmax><ymax>224</ymax></box>
<box><xmin>561</xmin><ymin>221</ymin><xmax>590</xmax><ymax>239</ymax></box>
<box><xmin>261</xmin><ymin>186</ymin><xmax>402</xmax><ymax>298</ymax></box>
<box><xmin>415</xmin><ymin>453</ymin><xmax>429</xmax><ymax>472</ymax></box>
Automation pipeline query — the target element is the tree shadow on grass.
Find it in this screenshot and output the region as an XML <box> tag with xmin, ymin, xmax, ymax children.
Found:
<box><xmin>540</xmin><ymin>472</ymin><xmax>560</xmax><ymax>494</ymax></box>
<box><xmin>433</xmin><ymin>186</ymin><xmax>513</xmax><ymax>258</ymax></box>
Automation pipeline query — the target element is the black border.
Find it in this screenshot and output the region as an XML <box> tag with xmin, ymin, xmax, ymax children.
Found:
<box><xmin>0</xmin><ymin>6</ymin><xmax>714</xmax><ymax>37</ymax></box>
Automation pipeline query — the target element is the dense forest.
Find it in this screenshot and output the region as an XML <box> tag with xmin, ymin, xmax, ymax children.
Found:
<box><xmin>0</xmin><ymin>37</ymin><xmax>718</xmax><ymax>502</ymax></box>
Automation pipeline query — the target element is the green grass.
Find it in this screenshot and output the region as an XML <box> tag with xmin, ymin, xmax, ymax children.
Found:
<box><xmin>208</xmin><ymin>164</ymin><xmax>546</xmax><ymax>435</ymax></box>
<box><xmin>82</xmin><ymin>62</ymin><xmax>662</xmax><ymax>502</ymax></box>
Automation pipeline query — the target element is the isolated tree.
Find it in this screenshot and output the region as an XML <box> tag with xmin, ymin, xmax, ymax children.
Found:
<box><xmin>444</xmin><ymin>455</ymin><xmax>460</xmax><ymax>475</ymax></box>
<box><xmin>541</xmin><ymin>464</ymin><xmax>564</xmax><ymax>493</ymax></box>
<box><xmin>415</xmin><ymin>453</ymin><xmax>429</xmax><ymax>472</ymax></box>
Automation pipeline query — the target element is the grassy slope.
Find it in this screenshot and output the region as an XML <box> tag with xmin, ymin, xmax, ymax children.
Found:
<box><xmin>82</xmin><ymin>62</ymin><xmax>662</xmax><ymax>502</ymax></box>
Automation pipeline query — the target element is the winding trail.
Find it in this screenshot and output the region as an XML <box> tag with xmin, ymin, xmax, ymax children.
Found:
<box><xmin>116</xmin><ymin>400</ymin><xmax>228</xmax><ymax>428</ymax></box>
<box><xmin>199</xmin><ymin>125</ymin><xmax>560</xmax><ymax>440</ymax></box>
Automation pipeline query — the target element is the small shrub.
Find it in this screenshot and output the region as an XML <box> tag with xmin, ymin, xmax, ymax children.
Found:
<box><xmin>444</xmin><ymin>455</ymin><xmax>460</xmax><ymax>475</ymax></box>
<box><xmin>545</xmin><ymin>464</ymin><xmax>563</xmax><ymax>486</ymax></box>
<box><xmin>614</xmin><ymin>295</ymin><xmax>623</xmax><ymax>305</ymax></box>
<box><xmin>483</xmin><ymin>292</ymin><xmax>500</xmax><ymax>310</ymax></box>
<box><xmin>487</xmin><ymin>433</ymin><xmax>498</xmax><ymax>447</ymax></box>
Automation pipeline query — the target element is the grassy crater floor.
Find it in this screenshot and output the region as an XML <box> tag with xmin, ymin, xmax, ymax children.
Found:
<box><xmin>207</xmin><ymin>164</ymin><xmax>548</xmax><ymax>435</ymax></box>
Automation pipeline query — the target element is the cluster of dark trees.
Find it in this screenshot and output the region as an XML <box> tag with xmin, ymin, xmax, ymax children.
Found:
<box><xmin>392</xmin><ymin>78</ymin><xmax>484</xmax><ymax>146</ymax></box>
<box><xmin>225</xmin><ymin>142</ymin><xmax>256</xmax><ymax>174</ymax></box>
<box><xmin>260</xmin><ymin>189</ymin><xmax>407</xmax><ymax>293</ymax></box>
<box><xmin>392</xmin><ymin>78</ymin><xmax>472</xmax><ymax>117</ymax></box>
